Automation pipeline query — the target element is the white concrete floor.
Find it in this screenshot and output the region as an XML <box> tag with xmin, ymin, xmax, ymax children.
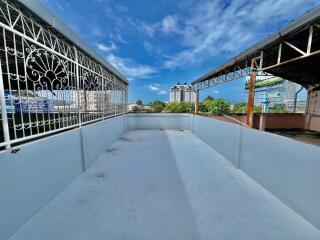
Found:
<box><xmin>10</xmin><ymin>130</ymin><xmax>320</xmax><ymax>240</ymax></box>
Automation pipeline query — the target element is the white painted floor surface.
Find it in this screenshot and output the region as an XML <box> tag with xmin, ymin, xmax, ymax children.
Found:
<box><xmin>10</xmin><ymin>130</ymin><xmax>320</xmax><ymax>240</ymax></box>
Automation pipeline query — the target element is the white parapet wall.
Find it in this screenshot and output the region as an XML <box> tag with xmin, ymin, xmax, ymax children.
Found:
<box><xmin>0</xmin><ymin>114</ymin><xmax>127</xmax><ymax>240</ymax></box>
<box><xmin>128</xmin><ymin>113</ymin><xmax>191</xmax><ymax>130</ymax></box>
<box><xmin>128</xmin><ymin>113</ymin><xmax>320</xmax><ymax>230</ymax></box>
<box><xmin>191</xmin><ymin>114</ymin><xmax>320</xmax><ymax>230</ymax></box>
<box><xmin>0</xmin><ymin>113</ymin><xmax>319</xmax><ymax>240</ymax></box>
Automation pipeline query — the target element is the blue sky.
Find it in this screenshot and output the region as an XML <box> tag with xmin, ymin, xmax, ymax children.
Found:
<box><xmin>42</xmin><ymin>0</ymin><xmax>318</xmax><ymax>104</ymax></box>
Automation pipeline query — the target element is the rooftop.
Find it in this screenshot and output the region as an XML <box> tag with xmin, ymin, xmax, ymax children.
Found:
<box><xmin>8</xmin><ymin>130</ymin><xmax>320</xmax><ymax>240</ymax></box>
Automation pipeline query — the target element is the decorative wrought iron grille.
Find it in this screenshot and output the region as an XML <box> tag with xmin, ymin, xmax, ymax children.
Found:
<box><xmin>0</xmin><ymin>0</ymin><xmax>128</xmax><ymax>149</ymax></box>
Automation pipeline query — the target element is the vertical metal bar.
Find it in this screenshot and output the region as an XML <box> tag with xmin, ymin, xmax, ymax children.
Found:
<box><xmin>73</xmin><ymin>46</ymin><xmax>81</xmax><ymax>127</ymax></box>
<box><xmin>259</xmin><ymin>51</ymin><xmax>263</xmax><ymax>70</ymax></box>
<box><xmin>277</xmin><ymin>42</ymin><xmax>282</xmax><ymax>64</ymax></box>
<box><xmin>293</xmin><ymin>86</ymin><xmax>303</xmax><ymax>113</ymax></box>
<box><xmin>13</xmin><ymin>33</ymin><xmax>26</xmax><ymax>138</ymax></box>
<box><xmin>3</xmin><ymin>29</ymin><xmax>17</xmax><ymax>139</ymax></box>
<box><xmin>246</xmin><ymin>59</ymin><xmax>256</xmax><ymax>127</ymax></box>
<box><xmin>100</xmin><ymin>66</ymin><xmax>105</xmax><ymax>120</ymax></box>
<box><xmin>114</xmin><ymin>77</ymin><xmax>117</xmax><ymax>116</ymax></box>
<box><xmin>0</xmin><ymin>60</ymin><xmax>11</xmax><ymax>149</ymax></box>
<box><xmin>307</xmin><ymin>26</ymin><xmax>313</xmax><ymax>54</ymax></box>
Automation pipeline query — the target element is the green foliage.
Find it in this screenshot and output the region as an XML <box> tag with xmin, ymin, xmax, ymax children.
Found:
<box><xmin>164</xmin><ymin>102</ymin><xmax>194</xmax><ymax>113</ymax></box>
<box><xmin>203</xmin><ymin>96</ymin><xmax>215</xmax><ymax>112</ymax></box>
<box><xmin>232</xmin><ymin>102</ymin><xmax>247</xmax><ymax>113</ymax></box>
<box><xmin>199</xmin><ymin>102</ymin><xmax>207</xmax><ymax>112</ymax></box>
<box><xmin>204</xmin><ymin>95</ymin><xmax>214</xmax><ymax>101</ymax></box>
<box><xmin>207</xmin><ymin>98</ymin><xmax>231</xmax><ymax>114</ymax></box>
<box><xmin>268</xmin><ymin>106</ymin><xmax>288</xmax><ymax>113</ymax></box>
<box><xmin>136</xmin><ymin>100</ymin><xmax>143</xmax><ymax>106</ymax></box>
<box><xmin>232</xmin><ymin>102</ymin><xmax>262</xmax><ymax>114</ymax></box>
<box><xmin>150</xmin><ymin>100</ymin><xmax>166</xmax><ymax>113</ymax></box>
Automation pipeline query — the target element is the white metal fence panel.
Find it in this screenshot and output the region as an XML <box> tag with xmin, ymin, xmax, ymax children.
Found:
<box><xmin>0</xmin><ymin>0</ymin><xmax>128</xmax><ymax>149</ymax></box>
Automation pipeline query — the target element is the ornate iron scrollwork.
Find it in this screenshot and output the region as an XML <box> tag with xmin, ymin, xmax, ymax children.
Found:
<box><xmin>25</xmin><ymin>46</ymin><xmax>69</xmax><ymax>92</ymax></box>
<box><xmin>83</xmin><ymin>71</ymin><xmax>100</xmax><ymax>91</ymax></box>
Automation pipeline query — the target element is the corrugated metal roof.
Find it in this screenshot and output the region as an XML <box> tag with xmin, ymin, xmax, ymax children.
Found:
<box><xmin>192</xmin><ymin>5</ymin><xmax>320</xmax><ymax>85</ymax></box>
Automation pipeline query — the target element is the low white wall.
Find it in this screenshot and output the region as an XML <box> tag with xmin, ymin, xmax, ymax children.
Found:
<box><xmin>82</xmin><ymin>115</ymin><xmax>127</xmax><ymax>168</ymax></box>
<box><xmin>128</xmin><ymin>113</ymin><xmax>191</xmax><ymax>130</ymax></box>
<box><xmin>192</xmin><ymin>115</ymin><xmax>320</xmax><ymax>230</ymax></box>
<box><xmin>0</xmin><ymin>115</ymin><xmax>126</xmax><ymax>240</ymax></box>
<box><xmin>192</xmin><ymin>115</ymin><xmax>241</xmax><ymax>167</ymax></box>
<box><xmin>0</xmin><ymin>129</ymin><xmax>83</xmax><ymax>240</ymax></box>
<box><xmin>239</xmin><ymin>127</ymin><xmax>320</xmax><ymax>230</ymax></box>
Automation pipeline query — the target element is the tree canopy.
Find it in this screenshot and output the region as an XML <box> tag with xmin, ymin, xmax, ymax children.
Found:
<box><xmin>150</xmin><ymin>100</ymin><xmax>166</xmax><ymax>113</ymax></box>
<box><xmin>136</xmin><ymin>100</ymin><xmax>143</xmax><ymax>106</ymax></box>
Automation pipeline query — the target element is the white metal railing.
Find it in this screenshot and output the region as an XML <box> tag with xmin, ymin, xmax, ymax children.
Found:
<box><xmin>0</xmin><ymin>0</ymin><xmax>128</xmax><ymax>149</ymax></box>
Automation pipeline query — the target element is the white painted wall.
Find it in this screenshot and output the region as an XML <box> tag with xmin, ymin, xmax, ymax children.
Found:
<box><xmin>0</xmin><ymin>115</ymin><xmax>127</xmax><ymax>240</ymax></box>
<box><xmin>82</xmin><ymin>115</ymin><xmax>126</xmax><ymax>168</ymax></box>
<box><xmin>127</xmin><ymin>113</ymin><xmax>320</xmax><ymax>229</ymax></box>
<box><xmin>0</xmin><ymin>129</ymin><xmax>83</xmax><ymax>240</ymax></box>
<box><xmin>192</xmin><ymin>115</ymin><xmax>320</xmax><ymax>230</ymax></box>
<box><xmin>128</xmin><ymin>113</ymin><xmax>191</xmax><ymax>130</ymax></box>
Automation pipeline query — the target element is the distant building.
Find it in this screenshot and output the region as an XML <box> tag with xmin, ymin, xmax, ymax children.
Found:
<box><xmin>245</xmin><ymin>76</ymin><xmax>299</xmax><ymax>112</ymax></box>
<box><xmin>284</xmin><ymin>100</ymin><xmax>307</xmax><ymax>113</ymax></box>
<box><xmin>170</xmin><ymin>82</ymin><xmax>196</xmax><ymax>103</ymax></box>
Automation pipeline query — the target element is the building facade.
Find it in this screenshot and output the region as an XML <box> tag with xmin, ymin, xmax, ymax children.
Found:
<box><xmin>245</xmin><ymin>76</ymin><xmax>301</xmax><ymax>112</ymax></box>
<box><xmin>170</xmin><ymin>82</ymin><xmax>196</xmax><ymax>103</ymax></box>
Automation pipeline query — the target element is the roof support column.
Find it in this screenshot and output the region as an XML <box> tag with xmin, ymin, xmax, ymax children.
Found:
<box><xmin>246</xmin><ymin>59</ymin><xmax>256</xmax><ymax>127</ymax></box>
<box><xmin>195</xmin><ymin>88</ymin><xmax>199</xmax><ymax>114</ymax></box>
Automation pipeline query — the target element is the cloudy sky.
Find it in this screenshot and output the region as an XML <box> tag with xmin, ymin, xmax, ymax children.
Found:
<box><xmin>43</xmin><ymin>0</ymin><xmax>318</xmax><ymax>103</ymax></box>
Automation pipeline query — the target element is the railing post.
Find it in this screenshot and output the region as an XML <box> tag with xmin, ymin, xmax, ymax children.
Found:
<box><xmin>114</xmin><ymin>77</ymin><xmax>117</xmax><ymax>117</ymax></box>
<box><xmin>74</xmin><ymin>47</ymin><xmax>82</xmax><ymax>127</ymax></box>
<box><xmin>0</xmin><ymin>60</ymin><xmax>11</xmax><ymax>149</ymax></box>
<box><xmin>100</xmin><ymin>66</ymin><xmax>105</xmax><ymax>120</ymax></box>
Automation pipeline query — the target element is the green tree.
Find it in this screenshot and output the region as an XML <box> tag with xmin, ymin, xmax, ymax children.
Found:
<box><xmin>199</xmin><ymin>102</ymin><xmax>208</xmax><ymax>112</ymax></box>
<box><xmin>233</xmin><ymin>102</ymin><xmax>262</xmax><ymax>114</ymax></box>
<box><xmin>204</xmin><ymin>95</ymin><xmax>214</xmax><ymax>101</ymax></box>
<box><xmin>150</xmin><ymin>100</ymin><xmax>166</xmax><ymax>113</ymax></box>
<box><xmin>268</xmin><ymin>106</ymin><xmax>288</xmax><ymax>113</ymax></box>
<box><xmin>232</xmin><ymin>102</ymin><xmax>247</xmax><ymax>113</ymax></box>
<box><xmin>203</xmin><ymin>95</ymin><xmax>214</xmax><ymax>111</ymax></box>
<box><xmin>136</xmin><ymin>100</ymin><xmax>143</xmax><ymax>106</ymax></box>
<box><xmin>207</xmin><ymin>99</ymin><xmax>231</xmax><ymax>114</ymax></box>
<box><xmin>164</xmin><ymin>102</ymin><xmax>194</xmax><ymax>113</ymax></box>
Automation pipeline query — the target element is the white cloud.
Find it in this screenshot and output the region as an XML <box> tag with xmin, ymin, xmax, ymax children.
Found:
<box><xmin>91</xmin><ymin>27</ymin><xmax>105</xmax><ymax>37</ymax></box>
<box><xmin>129</xmin><ymin>15</ymin><xmax>178</xmax><ymax>38</ymax></box>
<box><xmin>158</xmin><ymin>90</ymin><xmax>167</xmax><ymax>95</ymax></box>
<box><xmin>161</xmin><ymin>15</ymin><xmax>178</xmax><ymax>34</ymax></box>
<box><xmin>96</xmin><ymin>42</ymin><xmax>117</xmax><ymax>52</ymax></box>
<box><xmin>128</xmin><ymin>18</ymin><xmax>157</xmax><ymax>38</ymax></box>
<box><xmin>115</xmin><ymin>4</ymin><xmax>129</xmax><ymax>12</ymax></box>
<box><xmin>146</xmin><ymin>83</ymin><xmax>167</xmax><ymax>95</ymax></box>
<box><xmin>163</xmin><ymin>0</ymin><xmax>318</xmax><ymax>69</ymax></box>
<box><xmin>148</xmin><ymin>85</ymin><xmax>160</xmax><ymax>91</ymax></box>
<box><xmin>106</xmin><ymin>54</ymin><xmax>157</xmax><ymax>81</ymax></box>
